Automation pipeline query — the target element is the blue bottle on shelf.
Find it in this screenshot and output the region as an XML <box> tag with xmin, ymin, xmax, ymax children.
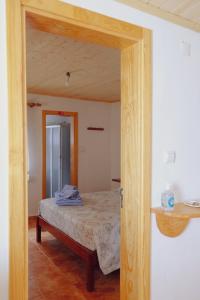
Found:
<box><xmin>161</xmin><ymin>184</ymin><xmax>175</xmax><ymax>211</ymax></box>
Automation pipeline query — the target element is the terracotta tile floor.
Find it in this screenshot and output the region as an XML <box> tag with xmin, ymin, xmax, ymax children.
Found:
<box><xmin>29</xmin><ymin>218</ymin><xmax>119</xmax><ymax>300</ymax></box>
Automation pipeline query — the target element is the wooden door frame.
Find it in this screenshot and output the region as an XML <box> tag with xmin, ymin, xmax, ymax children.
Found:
<box><xmin>42</xmin><ymin>110</ymin><xmax>78</xmax><ymax>199</ymax></box>
<box><xmin>7</xmin><ymin>1</ymin><xmax>152</xmax><ymax>300</ymax></box>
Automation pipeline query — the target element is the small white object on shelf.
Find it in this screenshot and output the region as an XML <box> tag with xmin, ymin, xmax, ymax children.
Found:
<box><xmin>184</xmin><ymin>200</ymin><xmax>200</xmax><ymax>208</ymax></box>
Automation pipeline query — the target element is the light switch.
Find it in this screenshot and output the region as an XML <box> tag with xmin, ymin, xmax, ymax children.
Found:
<box><xmin>163</xmin><ymin>151</ymin><xmax>176</xmax><ymax>164</ymax></box>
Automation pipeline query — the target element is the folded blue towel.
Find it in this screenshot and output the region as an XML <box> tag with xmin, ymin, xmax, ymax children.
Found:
<box><xmin>56</xmin><ymin>195</ymin><xmax>82</xmax><ymax>202</ymax></box>
<box><xmin>56</xmin><ymin>202</ymin><xmax>82</xmax><ymax>206</ymax></box>
<box><xmin>56</xmin><ymin>199</ymin><xmax>82</xmax><ymax>206</ymax></box>
<box><xmin>58</xmin><ymin>203</ymin><xmax>82</xmax><ymax>206</ymax></box>
<box><xmin>62</xmin><ymin>185</ymin><xmax>77</xmax><ymax>191</ymax></box>
<box><xmin>55</xmin><ymin>184</ymin><xmax>82</xmax><ymax>206</ymax></box>
<box><xmin>56</xmin><ymin>198</ymin><xmax>82</xmax><ymax>203</ymax></box>
<box><xmin>55</xmin><ymin>198</ymin><xmax>82</xmax><ymax>206</ymax></box>
<box><xmin>55</xmin><ymin>189</ymin><xmax>79</xmax><ymax>200</ymax></box>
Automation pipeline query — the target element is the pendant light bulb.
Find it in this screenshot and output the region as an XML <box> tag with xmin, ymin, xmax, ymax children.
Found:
<box><xmin>65</xmin><ymin>72</ymin><xmax>71</xmax><ymax>87</ymax></box>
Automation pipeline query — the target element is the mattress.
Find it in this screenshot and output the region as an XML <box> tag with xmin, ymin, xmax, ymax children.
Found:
<box><xmin>39</xmin><ymin>190</ymin><xmax>120</xmax><ymax>274</ymax></box>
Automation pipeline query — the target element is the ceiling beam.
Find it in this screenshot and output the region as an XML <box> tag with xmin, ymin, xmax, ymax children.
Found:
<box><xmin>22</xmin><ymin>0</ymin><xmax>143</xmax><ymax>42</ymax></box>
<box><xmin>116</xmin><ymin>0</ymin><xmax>200</xmax><ymax>32</ymax></box>
<box><xmin>26</xmin><ymin>12</ymin><xmax>135</xmax><ymax>49</ymax></box>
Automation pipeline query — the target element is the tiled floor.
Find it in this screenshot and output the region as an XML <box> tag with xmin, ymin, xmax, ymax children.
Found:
<box><xmin>29</xmin><ymin>218</ymin><xmax>119</xmax><ymax>300</ymax></box>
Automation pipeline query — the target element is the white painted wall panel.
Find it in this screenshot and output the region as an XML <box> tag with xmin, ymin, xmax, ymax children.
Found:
<box><xmin>151</xmin><ymin>216</ymin><xmax>200</xmax><ymax>300</ymax></box>
<box><xmin>110</xmin><ymin>102</ymin><xmax>120</xmax><ymax>190</ymax></box>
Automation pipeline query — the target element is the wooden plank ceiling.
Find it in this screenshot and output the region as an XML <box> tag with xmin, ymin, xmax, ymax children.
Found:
<box><xmin>147</xmin><ymin>0</ymin><xmax>200</xmax><ymax>20</ymax></box>
<box><xmin>26</xmin><ymin>18</ymin><xmax>120</xmax><ymax>103</ymax></box>
<box><xmin>116</xmin><ymin>0</ymin><xmax>200</xmax><ymax>32</ymax></box>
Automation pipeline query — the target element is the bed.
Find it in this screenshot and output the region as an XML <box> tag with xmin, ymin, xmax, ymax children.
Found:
<box><xmin>36</xmin><ymin>190</ymin><xmax>120</xmax><ymax>291</ymax></box>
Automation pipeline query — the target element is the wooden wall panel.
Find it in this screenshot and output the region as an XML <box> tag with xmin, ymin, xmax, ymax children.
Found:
<box><xmin>121</xmin><ymin>44</ymin><xmax>139</xmax><ymax>300</ymax></box>
<box><xmin>120</xmin><ymin>29</ymin><xmax>151</xmax><ymax>300</ymax></box>
<box><xmin>7</xmin><ymin>1</ymin><xmax>28</xmax><ymax>300</ymax></box>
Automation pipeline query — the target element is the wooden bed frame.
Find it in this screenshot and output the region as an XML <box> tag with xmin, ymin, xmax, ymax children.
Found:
<box><xmin>36</xmin><ymin>215</ymin><xmax>98</xmax><ymax>291</ymax></box>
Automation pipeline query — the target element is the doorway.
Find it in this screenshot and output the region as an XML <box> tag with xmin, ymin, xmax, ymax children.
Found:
<box><xmin>7</xmin><ymin>1</ymin><xmax>152</xmax><ymax>300</ymax></box>
<box><xmin>42</xmin><ymin>111</ymin><xmax>78</xmax><ymax>198</ymax></box>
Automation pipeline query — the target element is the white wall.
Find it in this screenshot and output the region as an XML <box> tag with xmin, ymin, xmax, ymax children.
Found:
<box><xmin>27</xmin><ymin>94</ymin><xmax>116</xmax><ymax>216</ymax></box>
<box><xmin>0</xmin><ymin>1</ymin><xmax>9</xmax><ymax>299</ymax></box>
<box><xmin>1</xmin><ymin>0</ymin><xmax>200</xmax><ymax>299</ymax></box>
<box><xmin>151</xmin><ymin>216</ymin><xmax>200</xmax><ymax>300</ymax></box>
<box><xmin>110</xmin><ymin>102</ymin><xmax>121</xmax><ymax>189</ymax></box>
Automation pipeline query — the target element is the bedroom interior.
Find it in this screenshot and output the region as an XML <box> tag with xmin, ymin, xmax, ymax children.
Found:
<box><xmin>26</xmin><ymin>13</ymin><xmax>121</xmax><ymax>299</ymax></box>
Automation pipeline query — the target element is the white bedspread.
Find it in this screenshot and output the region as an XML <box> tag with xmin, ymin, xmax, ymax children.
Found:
<box><xmin>39</xmin><ymin>190</ymin><xmax>120</xmax><ymax>274</ymax></box>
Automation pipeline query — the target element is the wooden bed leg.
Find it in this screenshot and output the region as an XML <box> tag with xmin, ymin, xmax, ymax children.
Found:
<box><xmin>36</xmin><ymin>216</ymin><xmax>41</xmax><ymax>243</ymax></box>
<box><xmin>86</xmin><ymin>256</ymin><xmax>95</xmax><ymax>292</ymax></box>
